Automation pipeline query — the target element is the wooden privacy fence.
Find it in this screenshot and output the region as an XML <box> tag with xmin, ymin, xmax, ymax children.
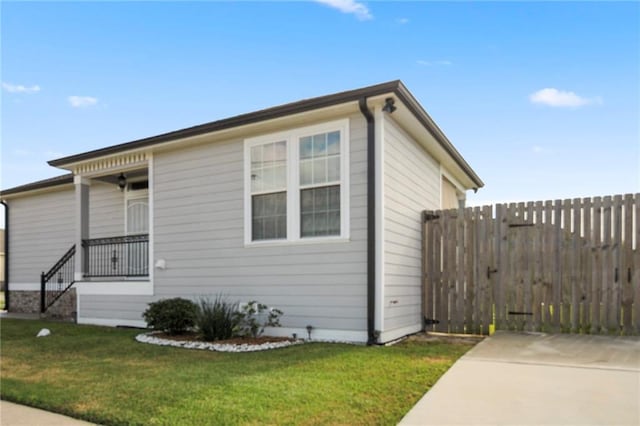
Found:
<box><xmin>423</xmin><ymin>193</ymin><xmax>640</xmax><ymax>335</ymax></box>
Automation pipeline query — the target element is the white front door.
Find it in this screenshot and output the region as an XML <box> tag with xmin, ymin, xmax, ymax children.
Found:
<box><xmin>126</xmin><ymin>195</ymin><xmax>149</xmax><ymax>235</ymax></box>
<box><xmin>125</xmin><ymin>186</ymin><xmax>149</xmax><ymax>275</ymax></box>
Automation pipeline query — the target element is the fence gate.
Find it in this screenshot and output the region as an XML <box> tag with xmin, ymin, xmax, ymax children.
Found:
<box><xmin>423</xmin><ymin>193</ymin><xmax>640</xmax><ymax>335</ymax></box>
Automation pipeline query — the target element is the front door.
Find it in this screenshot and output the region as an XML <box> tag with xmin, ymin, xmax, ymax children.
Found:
<box><xmin>126</xmin><ymin>184</ymin><xmax>149</xmax><ymax>275</ymax></box>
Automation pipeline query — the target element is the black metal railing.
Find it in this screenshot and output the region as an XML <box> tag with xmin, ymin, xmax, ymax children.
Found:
<box><xmin>41</xmin><ymin>244</ymin><xmax>76</xmax><ymax>313</ymax></box>
<box><xmin>83</xmin><ymin>234</ymin><xmax>149</xmax><ymax>277</ymax></box>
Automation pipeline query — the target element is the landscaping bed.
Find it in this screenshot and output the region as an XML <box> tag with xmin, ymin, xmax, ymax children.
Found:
<box><xmin>137</xmin><ymin>331</ymin><xmax>302</xmax><ymax>352</ymax></box>
<box><xmin>1</xmin><ymin>319</ymin><xmax>476</xmax><ymax>425</ymax></box>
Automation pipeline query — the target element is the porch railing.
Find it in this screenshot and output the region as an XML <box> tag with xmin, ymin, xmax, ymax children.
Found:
<box><xmin>83</xmin><ymin>234</ymin><xmax>149</xmax><ymax>278</ymax></box>
<box><xmin>41</xmin><ymin>244</ymin><xmax>76</xmax><ymax>313</ymax></box>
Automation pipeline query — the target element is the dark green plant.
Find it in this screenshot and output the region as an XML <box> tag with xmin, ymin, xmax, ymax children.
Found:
<box><xmin>142</xmin><ymin>298</ymin><xmax>198</xmax><ymax>335</ymax></box>
<box><xmin>196</xmin><ymin>295</ymin><xmax>238</xmax><ymax>341</ymax></box>
<box><xmin>233</xmin><ymin>301</ymin><xmax>283</xmax><ymax>338</ymax></box>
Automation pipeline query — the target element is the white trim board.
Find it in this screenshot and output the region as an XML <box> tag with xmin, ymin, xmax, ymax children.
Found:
<box><xmin>262</xmin><ymin>326</ymin><xmax>368</xmax><ymax>343</ymax></box>
<box><xmin>75</xmin><ymin>281</ymin><xmax>153</xmax><ymax>296</ymax></box>
<box><xmin>375</xmin><ymin>107</ymin><xmax>385</xmax><ymax>336</ymax></box>
<box><xmin>378</xmin><ymin>323</ymin><xmax>422</xmax><ymax>344</ymax></box>
<box><xmin>77</xmin><ymin>317</ymin><xmax>147</xmax><ymax>329</ymax></box>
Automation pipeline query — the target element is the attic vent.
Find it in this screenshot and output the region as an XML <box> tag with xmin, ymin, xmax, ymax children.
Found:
<box><xmin>128</xmin><ymin>181</ymin><xmax>149</xmax><ymax>191</ymax></box>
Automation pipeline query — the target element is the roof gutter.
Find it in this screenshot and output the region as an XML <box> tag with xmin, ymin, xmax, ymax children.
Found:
<box><xmin>1</xmin><ymin>200</ymin><xmax>9</xmax><ymax>310</ymax></box>
<box><xmin>358</xmin><ymin>98</ymin><xmax>377</xmax><ymax>345</ymax></box>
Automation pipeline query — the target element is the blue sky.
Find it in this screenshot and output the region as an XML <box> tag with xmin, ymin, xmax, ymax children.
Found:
<box><xmin>2</xmin><ymin>1</ymin><xmax>639</xmax><ymax>212</ymax></box>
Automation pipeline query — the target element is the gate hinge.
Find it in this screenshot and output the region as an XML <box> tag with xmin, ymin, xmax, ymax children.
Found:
<box><xmin>423</xmin><ymin>212</ymin><xmax>440</xmax><ymax>222</ymax></box>
<box><xmin>424</xmin><ymin>317</ymin><xmax>440</xmax><ymax>326</ymax></box>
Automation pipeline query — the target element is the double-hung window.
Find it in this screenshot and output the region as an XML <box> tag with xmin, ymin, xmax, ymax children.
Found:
<box><xmin>245</xmin><ymin>119</ymin><xmax>349</xmax><ymax>244</ymax></box>
<box><xmin>249</xmin><ymin>140</ymin><xmax>287</xmax><ymax>240</ymax></box>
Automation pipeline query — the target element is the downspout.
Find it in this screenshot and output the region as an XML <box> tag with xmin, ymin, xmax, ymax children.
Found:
<box><xmin>358</xmin><ymin>98</ymin><xmax>377</xmax><ymax>345</ymax></box>
<box><xmin>1</xmin><ymin>200</ymin><xmax>8</xmax><ymax>311</ymax></box>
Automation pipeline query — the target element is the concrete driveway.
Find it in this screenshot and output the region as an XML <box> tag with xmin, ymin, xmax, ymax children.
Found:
<box><xmin>400</xmin><ymin>331</ymin><xmax>640</xmax><ymax>426</ymax></box>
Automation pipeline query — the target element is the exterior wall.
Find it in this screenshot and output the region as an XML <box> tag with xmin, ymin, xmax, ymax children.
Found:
<box><xmin>8</xmin><ymin>188</ymin><xmax>75</xmax><ymax>286</ymax></box>
<box><xmin>382</xmin><ymin>114</ymin><xmax>440</xmax><ymax>341</ymax></box>
<box><xmin>89</xmin><ymin>181</ymin><xmax>124</xmax><ymax>238</ymax></box>
<box><xmin>441</xmin><ymin>176</ymin><xmax>459</xmax><ymax>210</ymax></box>
<box><xmin>78</xmin><ymin>114</ymin><xmax>369</xmax><ymax>339</ymax></box>
<box><xmin>78</xmin><ymin>294</ymin><xmax>150</xmax><ymax>326</ymax></box>
<box><xmin>7</xmin><ymin>182</ymin><xmax>125</xmax><ymax>313</ymax></box>
<box><xmin>0</xmin><ymin>229</ymin><xmax>5</xmax><ymax>291</ymax></box>
<box><xmin>0</xmin><ymin>252</ymin><xmax>4</xmax><ymax>291</ymax></box>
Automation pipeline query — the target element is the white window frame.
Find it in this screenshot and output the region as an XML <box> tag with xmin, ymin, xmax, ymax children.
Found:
<box><xmin>244</xmin><ymin>118</ymin><xmax>350</xmax><ymax>245</ymax></box>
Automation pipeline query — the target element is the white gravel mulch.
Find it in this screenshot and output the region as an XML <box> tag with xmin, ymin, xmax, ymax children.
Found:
<box><xmin>136</xmin><ymin>332</ymin><xmax>304</xmax><ymax>352</ymax></box>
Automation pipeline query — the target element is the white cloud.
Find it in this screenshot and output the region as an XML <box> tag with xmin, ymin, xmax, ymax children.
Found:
<box><xmin>2</xmin><ymin>82</ymin><xmax>41</xmax><ymax>94</ymax></box>
<box><xmin>417</xmin><ymin>59</ymin><xmax>452</xmax><ymax>66</ymax></box>
<box><xmin>529</xmin><ymin>88</ymin><xmax>602</xmax><ymax>108</ymax></box>
<box><xmin>68</xmin><ymin>95</ymin><xmax>98</xmax><ymax>108</ymax></box>
<box><xmin>396</xmin><ymin>18</ymin><xmax>409</xmax><ymax>24</ymax></box>
<box><xmin>314</xmin><ymin>0</ymin><xmax>372</xmax><ymax>20</ymax></box>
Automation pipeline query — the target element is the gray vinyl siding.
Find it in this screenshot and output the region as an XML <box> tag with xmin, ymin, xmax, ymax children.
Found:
<box><xmin>152</xmin><ymin>114</ymin><xmax>368</xmax><ymax>331</ymax></box>
<box><xmin>89</xmin><ymin>182</ymin><xmax>124</xmax><ymax>238</ymax></box>
<box><xmin>8</xmin><ymin>182</ymin><xmax>124</xmax><ymax>286</ymax></box>
<box><xmin>8</xmin><ymin>188</ymin><xmax>75</xmax><ymax>283</ymax></box>
<box><xmin>79</xmin><ymin>295</ymin><xmax>150</xmax><ymax>322</ymax></box>
<box><xmin>383</xmin><ymin>115</ymin><xmax>440</xmax><ymax>333</ymax></box>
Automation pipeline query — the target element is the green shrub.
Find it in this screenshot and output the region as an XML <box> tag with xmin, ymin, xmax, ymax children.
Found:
<box><xmin>233</xmin><ymin>301</ymin><xmax>283</xmax><ymax>338</ymax></box>
<box><xmin>142</xmin><ymin>298</ymin><xmax>198</xmax><ymax>335</ymax></box>
<box><xmin>196</xmin><ymin>296</ymin><xmax>238</xmax><ymax>341</ymax></box>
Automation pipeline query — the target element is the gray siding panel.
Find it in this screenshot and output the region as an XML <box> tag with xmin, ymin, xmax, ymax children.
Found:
<box><xmin>83</xmin><ymin>114</ymin><xmax>369</xmax><ymax>334</ymax></box>
<box><xmin>8</xmin><ymin>182</ymin><xmax>125</xmax><ymax>285</ymax></box>
<box><xmin>154</xmin><ymin>114</ymin><xmax>367</xmax><ymax>331</ymax></box>
<box><xmin>383</xmin><ymin>115</ymin><xmax>440</xmax><ymax>334</ymax></box>
<box><xmin>80</xmin><ymin>295</ymin><xmax>150</xmax><ymax>321</ymax></box>
<box><xmin>90</xmin><ymin>182</ymin><xmax>124</xmax><ymax>238</ymax></box>
<box><xmin>8</xmin><ymin>188</ymin><xmax>75</xmax><ymax>283</ymax></box>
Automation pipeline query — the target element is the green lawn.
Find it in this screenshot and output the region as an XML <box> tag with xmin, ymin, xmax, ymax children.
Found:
<box><xmin>0</xmin><ymin>319</ymin><xmax>474</xmax><ymax>425</ymax></box>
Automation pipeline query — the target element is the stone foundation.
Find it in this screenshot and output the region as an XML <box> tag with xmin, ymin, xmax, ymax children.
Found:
<box><xmin>9</xmin><ymin>290</ymin><xmax>41</xmax><ymax>314</ymax></box>
<box><xmin>44</xmin><ymin>288</ymin><xmax>77</xmax><ymax>321</ymax></box>
<box><xmin>9</xmin><ymin>288</ymin><xmax>77</xmax><ymax>322</ymax></box>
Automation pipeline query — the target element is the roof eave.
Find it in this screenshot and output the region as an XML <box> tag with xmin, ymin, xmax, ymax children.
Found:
<box><xmin>0</xmin><ymin>173</ymin><xmax>75</xmax><ymax>198</ymax></box>
<box><xmin>48</xmin><ymin>80</ymin><xmax>403</xmax><ymax>169</ymax></box>
<box><xmin>392</xmin><ymin>82</ymin><xmax>484</xmax><ymax>190</ymax></box>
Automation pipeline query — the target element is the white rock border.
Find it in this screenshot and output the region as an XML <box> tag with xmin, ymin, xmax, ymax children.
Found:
<box><xmin>136</xmin><ymin>332</ymin><xmax>304</xmax><ymax>352</ymax></box>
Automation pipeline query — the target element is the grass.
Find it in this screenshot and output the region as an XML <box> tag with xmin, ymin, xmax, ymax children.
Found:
<box><xmin>0</xmin><ymin>319</ymin><xmax>474</xmax><ymax>425</ymax></box>
<box><xmin>0</xmin><ymin>291</ymin><xmax>4</xmax><ymax>310</ymax></box>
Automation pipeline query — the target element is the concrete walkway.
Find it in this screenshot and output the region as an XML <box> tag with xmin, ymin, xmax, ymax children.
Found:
<box><xmin>0</xmin><ymin>401</ymin><xmax>95</xmax><ymax>425</ymax></box>
<box><xmin>400</xmin><ymin>331</ymin><xmax>640</xmax><ymax>426</ymax></box>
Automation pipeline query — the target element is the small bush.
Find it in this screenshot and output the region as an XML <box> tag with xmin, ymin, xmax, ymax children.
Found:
<box><xmin>233</xmin><ymin>301</ymin><xmax>283</xmax><ymax>338</ymax></box>
<box><xmin>196</xmin><ymin>296</ymin><xmax>238</xmax><ymax>341</ymax></box>
<box><xmin>143</xmin><ymin>298</ymin><xmax>198</xmax><ymax>335</ymax></box>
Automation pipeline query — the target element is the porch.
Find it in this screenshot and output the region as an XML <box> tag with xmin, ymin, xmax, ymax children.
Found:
<box><xmin>41</xmin><ymin>160</ymin><xmax>151</xmax><ymax>314</ymax></box>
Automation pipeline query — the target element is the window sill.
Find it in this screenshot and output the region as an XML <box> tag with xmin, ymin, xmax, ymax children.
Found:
<box><xmin>244</xmin><ymin>236</ymin><xmax>351</xmax><ymax>248</ymax></box>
